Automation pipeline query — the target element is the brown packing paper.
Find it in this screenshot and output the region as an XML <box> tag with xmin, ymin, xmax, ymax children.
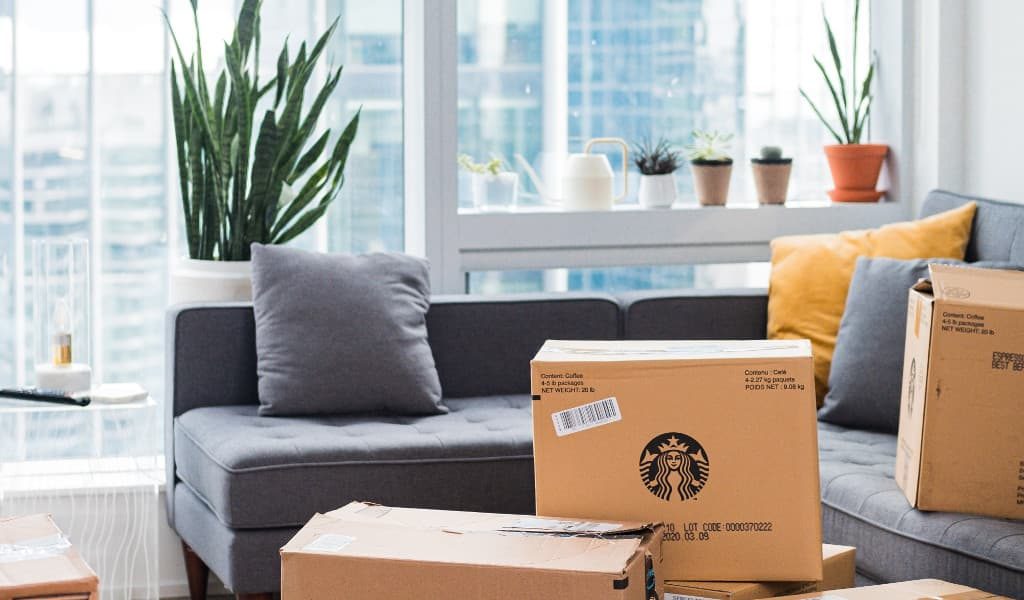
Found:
<box><xmin>280</xmin><ymin>502</ymin><xmax>664</xmax><ymax>600</ymax></box>
<box><xmin>0</xmin><ymin>514</ymin><xmax>99</xmax><ymax>600</ymax></box>
<box><xmin>663</xmin><ymin>544</ymin><xmax>855</xmax><ymax>600</ymax></box>
<box><xmin>531</xmin><ymin>340</ymin><xmax>822</xmax><ymax>582</ymax></box>
<box><xmin>772</xmin><ymin>578</ymin><xmax>1009</xmax><ymax>599</ymax></box>
<box><xmin>896</xmin><ymin>264</ymin><xmax>1024</xmax><ymax>519</ymax></box>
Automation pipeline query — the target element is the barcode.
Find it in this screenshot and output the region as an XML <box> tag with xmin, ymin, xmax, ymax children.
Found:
<box><xmin>551</xmin><ymin>397</ymin><xmax>621</xmax><ymax>437</ymax></box>
<box><xmin>993</xmin><ymin>351</ymin><xmax>1024</xmax><ymax>371</ymax></box>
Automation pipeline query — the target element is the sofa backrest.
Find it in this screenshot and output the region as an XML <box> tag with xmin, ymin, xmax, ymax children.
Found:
<box><xmin>920</xmin><ymin>190</ymin><xmax>1024</xmax><ymax>263</ymax></box>
<box><xmin>427</xmin><ymin>293</ymin><xmax>620</xmax><ymax>398</ymax></box>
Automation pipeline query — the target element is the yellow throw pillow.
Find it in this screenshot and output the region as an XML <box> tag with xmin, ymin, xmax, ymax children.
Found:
<box><xmin>768</xmin><ymin>202</ymin><xmax>976</xmax><ymax>404</ymax></box>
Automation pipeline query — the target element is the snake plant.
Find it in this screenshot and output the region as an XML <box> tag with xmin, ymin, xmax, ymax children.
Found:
<box><xmin>165</xmin><ymin>0</ymin><xmax>360</xmax><ymax>261</ymax></box>
<box><xmin>800</xmin><ymin>0</ymin><xmax>874</xmax><ymax>145</ymax></box>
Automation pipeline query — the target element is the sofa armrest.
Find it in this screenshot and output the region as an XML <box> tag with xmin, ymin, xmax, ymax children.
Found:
<box><xmin>619</xmin><ymin>288</ymin><xmax>768</xmax><ymax>340</ymax></box>
<box><xmin>165</xmin><ymin>303</ymin><xmax>259</xmax><ymax>523</ymax></box>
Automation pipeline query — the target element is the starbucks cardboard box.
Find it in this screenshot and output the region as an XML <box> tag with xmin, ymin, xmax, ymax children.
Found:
<box><xmin>281</xmin><ymin>502</ymin><xmax>664</xmax><ymax>600</ymax></box>
<box><xmin>0</xmin><ymin>514</ymin><xmax>99</xmax><ymax>600</ymax></box>
<box><xmin>896</xmin><ymin>264</ymin><xmax>1024</xmax><ymax>519</ymax></box>
<box><xmin>531</xmin><ymin>339</ymin><xmax>822</xmax><ymax>582</ymax></box>
<box><xmin>664</xmin><ymin>544</ymin><xmax>855</xmax><ymax>600</ymax></box>
<box><xmin>772</xmin><ymin>578</ymin><xmax>1009</xmax><ymax>599</ymax></box>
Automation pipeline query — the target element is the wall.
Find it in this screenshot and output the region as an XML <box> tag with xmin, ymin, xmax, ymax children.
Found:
<box><xmin>961</xmin><ymin>0</ymin><xmax>1024</xmax><ymax>201</ymax></box>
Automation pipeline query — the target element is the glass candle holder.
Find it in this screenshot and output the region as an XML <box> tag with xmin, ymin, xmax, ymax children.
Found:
<box><xmin>31</xmin><ymin>239</ymin><xmax>91</xmax><ymax>392</ymax></box>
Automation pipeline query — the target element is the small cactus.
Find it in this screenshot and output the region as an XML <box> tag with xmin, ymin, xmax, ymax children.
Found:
<box><xmin>760</xmin><ymin>146</ymin><xmax>783</xmax><ymax>160</ymax></box>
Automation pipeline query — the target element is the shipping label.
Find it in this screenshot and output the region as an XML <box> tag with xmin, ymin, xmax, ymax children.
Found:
<box><xmin>551</xmin><ymin>397</ymin><xmax>621</xmax><ymax>436</ymax></box>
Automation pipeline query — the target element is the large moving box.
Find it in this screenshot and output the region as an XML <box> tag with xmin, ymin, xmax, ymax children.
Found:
<box><xmin>663</xmin><ymin>544</ymin><xmax>855</xmax><ymax>600</ymax></box>
<box><xmin>896</xmin><ymin>264</ymin><xmax>1024</xmax><ymax>519</ymax></box>
<box><xmin>531</xmin><ymin>340</ymin><xmax>822</xmax><ymax>582</ymax></box>
<box><xmin>773</xmin><ymin>578</ymin><xmax>1009</xmax><ymax>599</ymax></box>
<box><xmin>0</xmin><ymin>514</ymin><xmax>99</xmax><ymax>600</ymax></box>
<box><xmin>281</xmin><ymin>502</ymin><xmax>664</xmax><ymax>600</ymax></box>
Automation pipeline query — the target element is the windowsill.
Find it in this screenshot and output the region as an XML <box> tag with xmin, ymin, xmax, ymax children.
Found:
<box><xmin>457</xmin><ymin>200</ymin><xmax>910</xmax><ymax>271</ymax></box>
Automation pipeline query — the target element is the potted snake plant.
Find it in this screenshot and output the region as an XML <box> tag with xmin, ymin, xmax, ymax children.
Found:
<box><xmin>165</xmin><ymin>0</ymin><xmax>360</xmax><ymax>303</ymax></box>
<box><xmin>800</xmin><ymin>0</ymin><xmax>885</xmax><ymax>202</ymax></box>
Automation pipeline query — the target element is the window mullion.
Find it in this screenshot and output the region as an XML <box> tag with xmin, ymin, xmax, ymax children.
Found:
<box><xmin>87</xmin><ymin>0</ymin><xmax>103</xmax><ymax>384</ymax></box>
<box><xmin>403</xmin><ymin>0</ymin><xmax>461</xmax><ymax>293</ymax></box>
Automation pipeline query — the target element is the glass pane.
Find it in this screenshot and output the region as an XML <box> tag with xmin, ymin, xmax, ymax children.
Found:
<box><xmin>468</xmin><ymin>263</ymin><xmax>770</xmax><ymax>294</ymax></box>
<box><xmin>457</xmin><ymin>0</ymin><xmax>867</xmax><ymax>210</ymax></box>
<box><xmin>20</xmin><ymin>1</ymin><xmax>90</xmax><ymax>384</ymax></box>
<box><xmin>0</xmin><ymin>0</ymin><xmax>12</xmax><ymax>385</ymax></box>
<box><xmin>95</xmin><ymin>0</ymin><xmax>167</xmax><ymax>413</ymax></box>
<box><xmin>326</xmin><ymin>0</ymin><xmax>404</xmax><ymax>253</ymax></box>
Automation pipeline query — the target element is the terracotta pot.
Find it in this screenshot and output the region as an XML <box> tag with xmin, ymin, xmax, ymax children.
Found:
<box><xmin>690</xmin><ymin>160</ymin><xmax>732</xmax><ymax>206</ymax></box>
<box><xmin>824</xmin><ymin>143</ymin><xmax>888</xmax><ymax>195</ymax></box>
<box><xmin>750</xmin><ymin>159</ymin><xmax>792</xmax><ymax>205</ymax></box>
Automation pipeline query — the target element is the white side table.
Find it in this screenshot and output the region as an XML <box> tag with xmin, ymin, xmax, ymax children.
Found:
<box><xmin>0</xmin><ymin>397</ymin><xmax>160</xmax><ymax>599</ymax></box>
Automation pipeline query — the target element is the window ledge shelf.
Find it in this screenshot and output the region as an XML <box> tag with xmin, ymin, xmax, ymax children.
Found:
<box><xmin>457</xmin><ymin>201</ymin><xmax>910</xmax><ymax>271</ymax></box>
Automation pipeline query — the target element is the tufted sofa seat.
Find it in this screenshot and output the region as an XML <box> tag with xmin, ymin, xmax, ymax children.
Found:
<box><xmin>174</xmin><ymin>396</ymin><xmax>533</xmax><ymax>529</ymax></box>
<box><xmin>817</xmin><ymin>422</ymin><xmax>1024</xmax><ymax>593</ymax></box>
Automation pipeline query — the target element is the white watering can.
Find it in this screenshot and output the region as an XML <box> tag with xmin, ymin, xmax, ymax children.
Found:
<box><xmin>516</xmin><ymin>137</ymin><xmax>629</xmax><ymax>211</ymax></box>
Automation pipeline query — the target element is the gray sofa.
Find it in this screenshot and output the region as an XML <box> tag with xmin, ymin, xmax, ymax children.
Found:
<box><xmin>166</xmin><ymin>189</ymin><xmax>1024</xmax><ymax>599</ymax></box>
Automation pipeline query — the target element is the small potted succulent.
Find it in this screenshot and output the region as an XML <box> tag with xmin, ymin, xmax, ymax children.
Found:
<box><xmin>750</xmin><ymin>146</ymin><xmax>792</xmax><ymax>205</ymax></box>
<box><xmin>633</xmin><ymin>137</ymin><xmax>681</xmax><ymax>209</ymax></box>
<box><xmin>458</xmin><ymin>154</ymin><xmax>518</xmax><ymax>211</ymax></box>
<box><xmin>687</xmin><ymin>130</ymin><xmax>733</xmax><ymax>206</ymax></box>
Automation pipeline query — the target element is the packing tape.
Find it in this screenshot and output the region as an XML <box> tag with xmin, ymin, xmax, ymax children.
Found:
<box><xmin>0</xmin><ymin>533</ymin><xmax>72</xmax><ymax>563</ymax></box>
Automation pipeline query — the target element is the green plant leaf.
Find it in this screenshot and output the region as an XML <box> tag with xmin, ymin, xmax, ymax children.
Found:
<box><xmin>274</xmin><ymin>43</ymin><xmax>288</xmax><ymax>108</ymax></box>
<box><xmin>292</xmin><ymin>130</ymin><xmax>330</xmax><ymax>181</ymax></box>
<box><xmin>273</xmin><ymin>204</ymin><xmax>330</xmax><ymax>245</ymax></box>
<box><xmin>235</xmin><ymin>0</ymin><xmax>260</xmax><ymax>59</ymax></box>
<box><xmin>823</xmin><ymin>5</ymin><xmax>848</xmax><ymax>124</ymax></box>
<box><xmin>813</xmin><ymin>56</ymin><xmax>851</xmax><ymax>142</ymax></box>
<box><xmin>800</xmin><ymin>88</ymin><xmax>844</xmax><ymax>144</ymax></box>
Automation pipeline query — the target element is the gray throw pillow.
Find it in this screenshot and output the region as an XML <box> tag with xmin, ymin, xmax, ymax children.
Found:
<box><xmin>251</xmin><ymin>244</ymin><xmax>445</xmax><ymax>416</ymax></box>
<box><xmin>821</xmin><ymin>258</ymin><xmax>1018</xmax><ymax>433</ymax></box>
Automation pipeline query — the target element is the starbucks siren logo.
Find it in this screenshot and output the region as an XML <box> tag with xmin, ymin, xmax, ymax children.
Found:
<box><xmin>638</xmin><ymin>432</ymin><xmax>710</xmax><ymax>501</ymax></box>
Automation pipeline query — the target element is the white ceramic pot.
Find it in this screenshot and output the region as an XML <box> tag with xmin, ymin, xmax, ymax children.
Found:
<box><xmin>471</xmin><ymin>172</ymin><xmax>518</xmax><ymax>211</ymax></box>
<box><xmin>170</xmin><ymin>258</ymin><xmax>253</xmax><ymax>305</ymax></box>
<box><xmin>638</xmin><ymin>173</ymin><xmax>677</xmax><ymax>209</ymax></box>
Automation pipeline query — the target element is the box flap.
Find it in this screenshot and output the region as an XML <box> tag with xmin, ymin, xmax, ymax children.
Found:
<box><xmin>283</xmin><ymin>503</ymin><xmax>651</xmax><ymax>576</ymax></box>
<box><xmin>533</xmin><ymin>339</ymin><xmax>812</xmax><ymax>363</ymax></box>
<box><xmin>927</xmin><ymin>264</ymin><xmax>1024</xmax><ymax>309</ymax></box>
<box><xmin>0</xmin><ymin>514</ymin><xmax>98</xmax><ymax>592</ymax></box>
<box><xmin>773</xmin><ymin>579</ymin><xmax>1003</xmax><ymax>599</ymax></box>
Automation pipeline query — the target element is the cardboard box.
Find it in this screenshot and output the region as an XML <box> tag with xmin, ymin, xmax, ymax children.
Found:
<box><xmin>281</xmin><ymin>502</ymin><xmax>664</xmax><ymax>600</ymax></box>
<box><xmin>0</xmin><ymin>514</ymin><xmax>99</xmax><ymax>600</ymax></box>
<box><xmin>896</xmin><ymin>264</ymin><xmax>1024</xmax><ymax>519</ymax></box>
<box><xmin>772</xmin><ymin>578</ymin><xmax>1010</xmax><ymax>599</ymax></box>
<box><xmin>531</xmin><ymin>340</ymin><xmax>822</xmax><ymax>582</ymax></box>
<box><xmin>663</xmin><ymin>544</ymin><xmax>855</xmax><ymax>600</ymax></box>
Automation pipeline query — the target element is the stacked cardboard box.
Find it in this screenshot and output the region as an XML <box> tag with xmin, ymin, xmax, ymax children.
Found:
<box><xmin>896</xmin><ymin>264</ymin><xmax>1024</xmax><ymax>519</ymax></box>
<box><xmin>530</xmin><ymin>339</ymin><xmax>822</xmax><ymax>582</ymax></box>
<box><xmin>664</xmin><ymin>544</ymin><xmax>855</xmax><ymax>600</ymax></box>
<box><xmin>0</xmin><ymin>514</ymin><xmax>99</xmax><ymax>600</ymax></box>
<box><xmin>773</xmin><ymin>578</ymin><xmax>1009</xmax><ymax>599</ymax></box>
<box><xmin>281</xmin><ymin>502</ymin><xmax>664</xmax><ymax>599</ymax></box>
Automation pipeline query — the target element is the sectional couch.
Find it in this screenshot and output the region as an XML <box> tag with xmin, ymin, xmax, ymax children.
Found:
<box><xmin>166</xmin><ymin>190</ymin><xmax>1024</xmax><ymax>598</ymax></box>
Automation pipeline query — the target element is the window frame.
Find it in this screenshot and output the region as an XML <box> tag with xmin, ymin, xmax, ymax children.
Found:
<box><xmin>403</xmin><ymin>0</ymin><xmax>914</xmax><ymax>294</ymax></box>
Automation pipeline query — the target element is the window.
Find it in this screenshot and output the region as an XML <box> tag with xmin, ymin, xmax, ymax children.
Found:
<box><xmin>0</xmin><ymin>1</ymin><xmax>403</xmax><ymax>436</ymax></box>
<box><xmin>455</xmin><ymin>0</ymin><xmax>867</xmax><ymax>292</ymax></box>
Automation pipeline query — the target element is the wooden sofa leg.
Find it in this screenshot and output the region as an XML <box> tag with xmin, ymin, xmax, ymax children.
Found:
<box><xmin>182</xmin><ymin>542</ymin><xmax>210</xmax><ymax>600</ymax></box>
<box><xmin>236</xmin><ymin>595</ymin><xmax>273</xmax><ymax>600</ymax></box>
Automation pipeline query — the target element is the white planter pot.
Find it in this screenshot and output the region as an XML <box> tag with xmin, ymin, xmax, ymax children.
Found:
<box><xmin>638</xmin><ymin>173</ymin><xmax>677</xmax><ymax>209</ymax></box>
<box><xmin>471</xmin><ymin>172</ymin><xmax>518</xmax><ymax>211</ymax></box>
<box><xmin>170</xmin><ymin>258</ymin><xmax>253</xmax><ymax>305</ymax></box>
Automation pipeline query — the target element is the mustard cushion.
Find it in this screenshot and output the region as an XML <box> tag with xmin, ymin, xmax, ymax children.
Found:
<box><xmin>768</xmin><ymin>202</ymin><xmax>976</xmax><ymax>404</ymax></box>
